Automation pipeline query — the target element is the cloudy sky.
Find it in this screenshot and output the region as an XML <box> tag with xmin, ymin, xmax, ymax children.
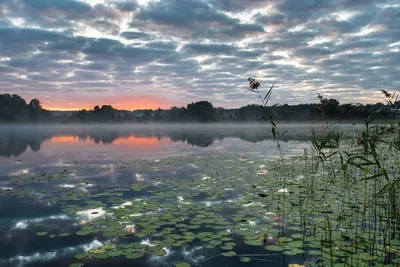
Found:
<box><xmin>0</xmin><ymin>0</ymin><xmax>399</xmax><ymax>110</ymax></box>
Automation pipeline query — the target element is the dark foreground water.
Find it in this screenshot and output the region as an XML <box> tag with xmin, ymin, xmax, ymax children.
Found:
<box><xmin>0</xmin><ymin>124</ymin><xmax>361</xmax><ymax>267</ymax></box>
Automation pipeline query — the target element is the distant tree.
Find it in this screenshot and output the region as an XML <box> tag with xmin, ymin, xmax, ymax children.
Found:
<box><xmin>0</xmin><ymin>94</ymin><xmax>27</xmax><ymax>121</ymax></box>
<box><xmin>29</xmin><ymin>99</ymin><xmax>42</xmax><ymax>110</ymax></box>
<box><xmin>317</xmin><ymin>94</ymin><xmax>340</xmax><ymax>120</ymax></box>
<box><xmin>154</xmin><ymin>108</ymin><xmax>164</xmax><ymax>121</ymax></box>
<box><xmin>187</xmin><ymin>101</ymin><xmax>216</xmax><ymax>122</ymax></box>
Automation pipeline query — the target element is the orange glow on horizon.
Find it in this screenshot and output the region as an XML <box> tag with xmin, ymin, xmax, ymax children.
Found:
<box><xmin>49</xmin><ymin>136</ymin><xmax>79</xmax><ymax>142</ymax></box>
<box><xmin>39</xmin><ymin>95</ymin><xmax>177</xmax><ymax>111</ymax></box>
<box><xmin>46</xmin><ymin>134</ymin><xmax>171</xmax><ymax>150</ymax></box>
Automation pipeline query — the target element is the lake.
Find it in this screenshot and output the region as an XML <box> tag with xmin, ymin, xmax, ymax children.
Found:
<box><xmin>2</xmin><ymin>123</ymin><xmax>397</xmax><ymax>267</ymax></box>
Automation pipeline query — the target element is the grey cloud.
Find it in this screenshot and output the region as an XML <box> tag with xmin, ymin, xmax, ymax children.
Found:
<box><xmin>277</xmin><ymin>0</ymin><xmax>336</xmax><ymax>22</ymax></box>
<box><xmin>136</xmin><ymin>0</ymin><xmax>235</xmax><ymax>26</ymax></box>
<box><xmin>322</xmin><ymin>7</ymin><xmax>378</xmax><ymax>34</ymax></box>
<box><xmin>336</xmin><ymin>39</ymin><xmax>387</xmax><ymax>51</ymax></box>
<box><xmin>0</xmin><ymin>65</ymin><xmax>17</xmax><ymax>73</ymax></box>
<box><xmin>144</xmin><ymin>41</ymin><xmax>178</xmax><ymax>50</ymax></box>
<box><xmin>8</xmin><ymin>57</ymin><xmax>65</xmax><ymax>71</ymax></box>
<box><xmin>261</xmin><ymin>63</ymin><xmax>278</xmax><ymax>69</ymax></box>
<box><xmin>132</xmin><ymin>0</ymin><xmax>264</xmax><ymax>40</ymax></box>
<box><xmin>339</xmin><ymin>0</ymin><xmax>380</xmax><ymax>8</ymax></box>
<box><xmin>254</xmin><ymin>12</ymin><xmax>286</xmax><ymax>25</ymax></box>
<box><xmin>114</xmin><ymin>0</ymin><xmax>138</xmax><ymax>12</ymax></box>
<box><xmin>73</xmin><ymin>71</ymin><xmax>110</xmax><ymax>81</ymax></box>
<box><xmin>44</xmin><ymin>36</ymin><xmax>87</xmax><ymax>53</ymax></box>
<box><xmin>0</xmin><ymin>18</ymin><xmax>10</xmax><ymax>27</ymax></box>
<box><xmin>0</xmin><ymin>27</ymin><xmax>65</xmax><ymax>56</ymax></box>
<box><xmin>1</xmin><ymin>0</ymin><xmax>127</xmax><ymax>30</ymax></box>
<box><xmin>81</xmin><ymin>62</ymin><xmax>114</xmax><ymax>71</ymax></box>
<box><xmin>208</xmin><ymin>0</ymin><xmax>269</xmax><ymax>12</ymax></box>
<box><xmin>22</xmin><ymin>0</ymin><xmax>91</xmax><ymax>13</ymax></box>
<box><xmin>235</xmin><ymin>50</ymin><xmax>264</xmax><ymax>58</ymax></box>
<box><xmin>120</xmin><ymin>31</ymin><xmax>151</xmax><ymax>40</ymax></box>
<box><xmin>319</xmin><ymin>58</ymin><xmax>347</xmax><ymax>66</ymax></box>
<box><xmin>183</xmin><ymin>43</ymin><xmax>237</xmax><ymax>55</ymax></box>
<box><xmin>27</xmin><ymin>72</ymin><xmax>64</xmax><ymax>82</ymax></box>
<box><xmin>90</xmin><ymin>20</ymin><xmax>120</xmax><ymax>35</ymax></box>
<box><xmin>295</xmin><ymin>47</ymin><xmax>337</xmax><ymax>58</ymax></box>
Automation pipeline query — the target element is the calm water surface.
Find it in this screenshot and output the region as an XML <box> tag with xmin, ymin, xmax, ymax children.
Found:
<box><xmin>0</xmin><ymin>124</ymin><xmax>360</xmax><ymax>267</ymax></box>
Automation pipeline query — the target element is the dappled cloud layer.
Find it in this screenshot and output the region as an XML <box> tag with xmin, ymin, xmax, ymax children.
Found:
<box><xmin>0</xmin><ymin>0</ymin><xmax>399</xmax><ymax>109</ymax></box>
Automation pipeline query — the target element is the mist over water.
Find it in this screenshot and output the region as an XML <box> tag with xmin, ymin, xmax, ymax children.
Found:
<box><xmin>0</xmin><ymin>123</ymin><xmax>364</xmax><ymax>267</ymax></box>
<box><xmin>0</xmin><ymin>123</ymin><xmax>362</xmax><ymax>157</ymax></box>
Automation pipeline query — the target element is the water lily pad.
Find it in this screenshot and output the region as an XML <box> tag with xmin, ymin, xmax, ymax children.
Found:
<box><xmin>240</xmin><ymin>257</ymin><xmax>252</xmax><ymax>262</ymax></box>
<box><xmin>222</xmin><ymin>251</ymin><xmax>236</xmax><ymax>257</ymax></box>
<box><xmin>93</xmin><ymin>253</ymin><xmax>109</xmax><ymax>259</ymax></box>
<box><xmin>209</xmin><ymin>240</ymin><xmax>222</xmax><ymax>246</ymax></box>
<box><xmin>155</xmin><ymin>249</ymin><xmax>167</xmax><ymax>256</ymax></box>
<box><xmin>244</xmin><ymin>239</ymin><xmax>262</xmax><ymax>246</ymax></box>
<box><xmin>89</xmin><ymin>248</ymin><xmax>107</xmax><ymax>254</ymax></box>
<box><xmin>75</xmin><ymin>253</ymin><xmax>88</xmax><ymax>260</ymax></box>
<box><xmin>278</xmin><ymin>237</ymin><xmax>293</xmax><ymax>243</ymax></box>
<box><xmin>76</xmin><ymin>230</ymin><xmax>92</xmax><ymax>236</ymax></box>
<box><xmin>69</xmin><ymin>264</ymin><xmax>84</xmax><ymax>267</ymax></box>
<box><xmin>265</xmin><ymin>245</ymin><xmax>284</xmax><ymax>251</ymax></box>
<box><xmin>108</xmin><ymin>250</ymin><xmax>123</xmax><ymax>257</ymax></box>
<box><xmin>36</xmin><ymin>232</ymin><xmax>48</xmax><ymax>236</ymax></box>
<box><xmin>102</xmin><ymin>244</ymin><xmax>117</xmax><ymax>250</ymax></box>
<box><xmin>125</xmin><ymin>253</ymin><xmax>144</xmax><ymax>259</ymax></box>
<box><xmin>175</xmin><ymin>263</ymin><xmax>190</xmax><ymax>267</ymax></box>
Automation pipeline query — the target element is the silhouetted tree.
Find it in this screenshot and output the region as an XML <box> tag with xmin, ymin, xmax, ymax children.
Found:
<box><xmin>187</xmin><ymin>101</ymin><xmax>216</xmax><ymax>122</ymax></box>
<box><xmin>317</xmin><ymin>94</ymin><xmax>340</xmax><ymax>120</ymax></box>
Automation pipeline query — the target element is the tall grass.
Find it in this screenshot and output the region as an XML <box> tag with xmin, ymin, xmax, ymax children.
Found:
<box><xmin>246</xmin><ymin>79</ymin><xmax>400</xmax><ymax>266</ymax></box>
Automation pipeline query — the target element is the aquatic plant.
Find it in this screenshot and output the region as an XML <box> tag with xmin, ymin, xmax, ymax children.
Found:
<box><xmin>246</xmin><ymin>79</ymin><xmax>400</xmax><ymax>266</ymax></box>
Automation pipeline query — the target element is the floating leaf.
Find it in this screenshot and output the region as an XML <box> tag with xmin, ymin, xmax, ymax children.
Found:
<box><xmin>60</xmin><ymin>233</ymin><xmax>72</xmax><ymax>237</ymax></box>
<box><xmin>36</xmin><ymin>232</ymin><xmax>48</xmax><ymax>236</ymax></box>
<box><xmin>75</xmin><ymin>253</ymin><xmax>88</xmax><ymax>260</ymax></box>
<box><xmin>125</xmin><ymin>253</ymin><xmax>144</xmax><ymax>259</ymax></box>
<box><xmin>108</xmin><ymin>250</ymin><xmax>123</xmax><ymax>257</ymax></box>
<box><xmin>240</xmin><ymin>257</ymin><xmax>252</xmax><ymax>262</ymax></box>
<box><xmin>265</xmin><ymin>245</ymin><xmax>284</xmax><ymax>251</ymax></box>
<box><xmin>93</xmin><ymin>253</ymin><xmax>109</xmax><ymax>259</ymax></box>
<box><xmin>222</xmin><ymin>251</ymin><xmax>236</xmax><ymax>257</ymax></box>
<box><xmin>76</xmin><ymin>230</ymin><xmax>92</xmax><ymax>236</ymax></box>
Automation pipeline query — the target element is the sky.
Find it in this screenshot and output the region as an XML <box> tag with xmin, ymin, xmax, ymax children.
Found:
<box><xmin>0</xmin><ymin>0</ymin><xmax>399</xmax><ymax>110</ymax></box>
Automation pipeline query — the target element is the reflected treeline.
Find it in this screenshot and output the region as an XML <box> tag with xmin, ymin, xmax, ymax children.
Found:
<box><xmin>0</xmin><ymin>124</ymin><xmax>360</xmax><ymax>157</ymax></box>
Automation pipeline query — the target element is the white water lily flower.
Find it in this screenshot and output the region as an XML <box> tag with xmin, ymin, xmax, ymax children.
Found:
<box><xmin>112</xmin><ymin>201</ymin><xmax>133</xmax><ymax>209</ymax></box>
<box><xmin>76</xmin><ymin>208</ymin><xmax>106</xmax><ymax>222</ymax></box>
<box><xmin>276</xmin><ymin>188</ymin><xmax>289</xmax><ymax>194</ymax></box>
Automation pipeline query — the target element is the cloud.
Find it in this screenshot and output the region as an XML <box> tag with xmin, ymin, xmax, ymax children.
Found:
<box><xmin>22</xmin><ymin>0</ymin><xmax>91</xmax><ymax>13</ymax></box>
<box><xmin>209</xmin><ymin>0</ymin><xmax>270</xmax><ymax>12</ymax></box>
<box><xmin>114</xmin><ymin>0</ymin><xmax>139</xmax><ymax>12</ymax></box>
<box><xmin>131</xmin><ymin>0</ymin><xmax>264</xmax><ymax>40</ymax></box>
<box><xmin>183</xmin><ymin>43</ymin><xmax>237</xmax><ymax>55</ymax></box>
<box><xmin>120</xmin><ymin>31</ymin><xmax>151</xmax><ymax>40</ymax></box>
<box><xmin>0</xmin><ymin>0</ymin><xmax>398</xmax><ymax>107</ymax></box>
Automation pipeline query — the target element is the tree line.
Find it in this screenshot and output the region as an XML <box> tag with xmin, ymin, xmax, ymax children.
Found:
<box><xmin>0</xmin><ymin>93</ymin><xmax>398</xmax><ymax>123</ymax></box>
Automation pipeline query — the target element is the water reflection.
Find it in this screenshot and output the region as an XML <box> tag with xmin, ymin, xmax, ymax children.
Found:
<box><xmin>0</xmin><ymin>124</ymin><xmax>359</xmax><ymax>157</ymax></box>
